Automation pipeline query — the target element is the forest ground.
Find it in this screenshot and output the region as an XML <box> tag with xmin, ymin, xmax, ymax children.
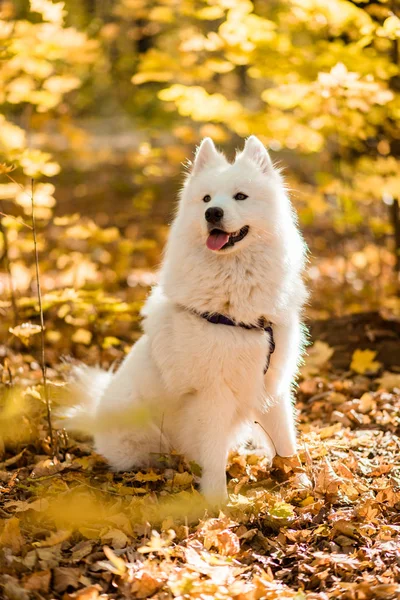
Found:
<box><xmin>1</xmin><ymin>293</ymin><xmax>400</xmax><ymax>599</ymax></box>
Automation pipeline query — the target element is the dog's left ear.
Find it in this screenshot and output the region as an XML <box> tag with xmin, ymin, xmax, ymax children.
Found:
<box><xmin>191</xmin><ymin>138</ymin><xmax>227</xmax><ymax>175</ymax></box>
<box><xmin>240</xmin><ymin>136</ymin><xmax>272</xmax><ymax>173</ymax></box>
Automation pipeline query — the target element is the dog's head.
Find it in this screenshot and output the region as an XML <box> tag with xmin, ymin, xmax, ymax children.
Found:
<box><xmin>179</xmin><ymin>136</ymin><xmax>288</xmax><ymax>255</ymax></box>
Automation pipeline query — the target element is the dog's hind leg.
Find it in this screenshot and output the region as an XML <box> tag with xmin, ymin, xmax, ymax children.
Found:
<box><xmin>94</xmin><ymin>424</ymin><xmax>170</xmax><ymax>471</ymax></box>
<box><xmin>83</xmin><ymin>335</ymin><xmax>170</xmax><ymax>471</ymax></box>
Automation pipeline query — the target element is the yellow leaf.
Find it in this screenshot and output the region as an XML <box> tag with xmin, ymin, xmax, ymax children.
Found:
<box><xmin>269</xmin><ymin>502</ymin><xmax>295</xmax><ymax>520</ymax></box>
<box><xmin>0</xmin><ymin>163</ymin><xmax>15</xmax><ymax>174</ymax></box>
<box><xmin>103</xmin><ymin>545</ymin><xmax>126</xmax><ymax>574</ymax></box>
<box><xmin>9</xmin><ymin>323</ymin><xmax>42</xmax><ymax>345</ymax></box>
<box><xmin>351</xmin><ymin>349</ymin><xmax>381</xmax><ymax>375</ymax></box>
<box><xmin>0</xmin><ymin>517</ymin><xmax>24</xmax><ymax>553</ymax></box>
<box><xmin>102</xmin><ymin>336</ymin><xmax>120</xmax><ymax>349</ymax></box>
<box><xmin>300</xmin><ymin>496</ymin><xmax>315</xmax><ymax>507</ymax></box>
<box><xmin>16</xmin><ymin>182</ymin><xmax>56</xmax><ymax>213</ymax></box>
<box><xmin>319</xmin><ymin>422</ymin><xmax>342</xmax><ymax>440</ymax></box>
<box><xmin>173</xmin><ymin>471</ymin><xmax>193</xmax><ymax>487</ymax></box>
<box><xmin>79</xmin><ymin>527</ymin><xmax>101</xmax><ymax>539</ymax></box>
<box><xmin>72</xmin><ymin>328</ymin><xmax>92</xmax><ymax>345</ymax></box>
<box><xmin>134</xmin><ymin>470</ymin><xmax>163</xmax><ymax>482</ymax></box>
<box><xmin>35</xmin><ymin>530</ymin><xmax>72</xmax><ymax>547</ymax></box>
<box><xmin>300</xmin><ymin>341</ymin><xmax>334</xmax><ymax>377</ymax></box>
<box><xmin>196</xmin><ymin>6</ymin><xmax>225</xmax><ymax>20</ymax></box>
<box><xmin>30</xmin><ymin>0</ymin><xmax>66</xmax><ymax>24</ymax></box>
<box><xmin>377</xmin><ymin>371</ymin><xmax>400</xmax><ymax>390</ymax></box>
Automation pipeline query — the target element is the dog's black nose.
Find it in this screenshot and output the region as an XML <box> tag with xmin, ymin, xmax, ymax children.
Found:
<box><xmin>205</xmin><ymin>207</ymin><xmax>224</xmax><ymax>224</ymax></box>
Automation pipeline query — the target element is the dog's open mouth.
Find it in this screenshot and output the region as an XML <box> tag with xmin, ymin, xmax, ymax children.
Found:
<box><xmin>206</xmin><ymin>226</ymin><xmax>249</xmax><ymax>251</ymax></box>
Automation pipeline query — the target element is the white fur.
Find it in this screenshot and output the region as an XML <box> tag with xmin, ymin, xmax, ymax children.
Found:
<box><xmin>63</xmin><ymin>136</ymin><xmax>307</xmax><ymax>502</ymax></box>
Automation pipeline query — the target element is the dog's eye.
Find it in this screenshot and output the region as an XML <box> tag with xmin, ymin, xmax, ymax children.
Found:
<box><xmin>234</xmin><ymin>192</ymin><xmax>248</xmax><ymax>201</ymax></box>
<box><xmin>203</xmin><ymin>194</ymin><xmax>211</xmax><ymax>203</ymax></box>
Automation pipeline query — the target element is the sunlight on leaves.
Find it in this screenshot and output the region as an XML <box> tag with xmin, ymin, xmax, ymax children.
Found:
<box><xmin>351</xmin><ymin>349</ymin><xmax>382</xmax><ymax>375</ymax></box>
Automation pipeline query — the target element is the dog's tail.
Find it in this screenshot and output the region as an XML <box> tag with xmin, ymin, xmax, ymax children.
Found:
<box><xmin>58</xmin><ymin>364</ymin><xmax>113</xmax><ymax>436</ymax></box>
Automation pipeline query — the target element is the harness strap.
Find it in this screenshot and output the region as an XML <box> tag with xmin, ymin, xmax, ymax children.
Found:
<box><xmin>198</xmin><ymin>311</ymin><xmax>275</xmax><ymax>374</ymax></box>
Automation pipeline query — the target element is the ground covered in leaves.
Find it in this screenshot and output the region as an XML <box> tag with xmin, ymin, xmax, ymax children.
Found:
<box><xmin>1</xmin><ymin>304</ymin><xmax>400</xmax><ymax>600</ymax></box>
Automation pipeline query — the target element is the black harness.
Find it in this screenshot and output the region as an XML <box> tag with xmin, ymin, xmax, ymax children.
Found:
<box><xmin>197</xmin><ymin>311</ymin><xmax>275</xmax><ymax>374</ymax></box>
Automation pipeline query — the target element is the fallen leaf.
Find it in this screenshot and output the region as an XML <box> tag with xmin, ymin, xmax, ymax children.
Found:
<box><xmin>172</xmin><ymin>471</ymin><xmax>193</xmax><ymax>487</ymax></box>
<box><xmin>3</xmin><ymin>576</ymin><xmax>29</xmax><ymax>600</ymax></box>
<box><xmin>0</xmin><ymin>517</ymin><xmax>24</xmax><ymax>553</ymax></box>
<box><xmin>377</xmin><ymin>371</ymin><xmax>400</xmax><ymax>390</ymax></box>
<box><xmin>66</xmin><ymin>585</ymin><xmax>102</xmax><ymax>600</ymax></box>
<box><xmin>5</xmin><ymin>498</ymin><xmax>49</xmax><ymax>513</ymax></box>
<box><xmin>358</xmin><ymin>392</ymin><xmax>376</xmax><ymax>414</ymax></box>
<box><xmin>319</xmin><ymin>422</ymin><xmax>342</xmax><ymax>439</ymax></box>
<box><xmin>35</xmin><ymin>529</ymin><xmax>72</xmax><ymax>547</ymax></box>
<box><xmin>23</xmin><ymin>570</ymin><xmax>51</xmax><ymax>592</ymax></box>
<box><xmin>103</xmin><ymin>545</ymin><xmax>127</xmax><ymax>575</ymax></box>
<box><xmin>215</xmin><ymin>529</ymin><xmax>240</xmax><ymax>556</ymax></box>
<box><xmin>333</xmin><ymin>519</ymin><xmax>361</xmax><ymax>540</ymax></box>
<box><xmin>301</xmin><ymin>341</ymin><xmax>334</xmax><ymax>377</ymax></box>
<box><xmin>134</xmin><ymin>470</ymin><xmax>163</xmax><ymax>482</ymax></box>
<box><xmin>315</xmin><ymin>459</ymin><xmax>342</xmax><ymax>498</ymax></box>
<box><xmin>31</xmin><ymin>458</ymin><xmax>64</xmax><ymax>478</ymax></box>
<box><xmin>101</xmin><ymin>528</ymin><xmax>128</xmax><ymax>549</ymax></box>
<box><xmin>53</xmin><ymin>567</ymin><xmax>81</xmax><ymax>593</ymax></box>
<box><xmin>130</xmin><ymin>570</ymin><xmax>165</xmax><ymax>599</ymax></box>
<box><xmin>351</xmin><ymin>349</ymin><xmax>381</xmax><ymax>375</ymax></box>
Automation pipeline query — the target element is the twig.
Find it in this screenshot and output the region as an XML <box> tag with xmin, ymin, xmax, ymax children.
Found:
<box><xmin>0</xmin><ymin>202</ymin><xmax>18</xmax><ymax>325</ymax></box>
<box><xmin>0</xmin><ymin>448</ymin><xmax>26</xmax><ymax>469</ymax></box>
<box><xmin>31</xmin><ymin>179</ymin><xmax>55</xmax><ymax>455</ymax></box>
<box><xmin>254</xmin><ymin>420</ymin><xmax>277</xmax><ymax>455</ymax></box>
<box><xmin>0</xmin><ymin>212</ymin><xmax>32</xmax><ymax>229</ymax></box>
<box><xmin>307</xmin><ymin>390</ymin><xmax>332</xmax><ymax>404</ymax></box>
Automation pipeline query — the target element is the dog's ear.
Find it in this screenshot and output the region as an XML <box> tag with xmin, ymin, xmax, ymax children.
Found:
<box><xmin>239</xmin><ymin>136</ymin><xmax>272</xmax><ymax>173</ymax></box>
<box><xmin>191</xmin><ymin>138</ymin><xmax>226</xmax><ymax>175</ymax></box>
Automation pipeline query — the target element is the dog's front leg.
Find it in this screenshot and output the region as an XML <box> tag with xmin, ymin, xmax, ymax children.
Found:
<box><xmin>258</xmin><ymin>313</ymin><xmax>304</xmax><ymax>457</ymax></box>
<box><xmin>177</xmin><ymin>390</ymin><xmax>236</xmax><ymax>504</ymax></box>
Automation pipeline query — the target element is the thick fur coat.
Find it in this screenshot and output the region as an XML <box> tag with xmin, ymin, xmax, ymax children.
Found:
<box><xmin>65</xmin><ymin>136</ymin><xmax>308</xmax><ymax>502</ymax></box>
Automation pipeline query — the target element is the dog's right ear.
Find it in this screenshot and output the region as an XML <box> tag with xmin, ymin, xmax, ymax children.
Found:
<box><xmin>191</xmin><ymin>138</ymin><xmax>226</xmax><ymax>176</ymax></box>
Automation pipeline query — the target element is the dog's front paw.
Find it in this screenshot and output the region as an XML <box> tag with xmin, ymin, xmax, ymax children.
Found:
<box><xmin>200</xmin><ymin>477</ymin><xmax>229</xmax><ymax>507</ymax></box>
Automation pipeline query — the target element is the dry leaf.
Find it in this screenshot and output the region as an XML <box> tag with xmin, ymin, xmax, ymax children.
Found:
<box><xmin>65</xmin><ymin>585</ymin><xmax>102</xmax><ymax>600</ymax></box>
<box><xmin>101</xmin><ymin>528</ymin><xmax>128</xmax><ymax>549</ymax></box>
<box><xmin>130</xmin><ymin>570</ymin><xmax>165</xmax><ymax>599</ymax></box>
<box><xmin>173</xmin><ymin>471</ymin><xmax>193</xmax><ymax>487</ymax></box>
<box><xmin>351</xmin><ymin>349</ymin><xmax>381</xmax><ymax>375</ymax></box>
<box><xmin>35</xmin><ymin>529</ymin><xmax>72</xmax><ymax>547</ymax></box>
<box><xmin>53</xmin><ymin>567</ymin><xmax>81</xmax><ymax>593</ymax></box>
<box><xmin>315</xmin><ymin>459</ymin><xmax>342</xmax><ymax>498</ymax></box>
<box><xmin>0</xmin><ymin>517</ymin><xmax>24</xmax><ymax>553</ymax></box>
<box><xmin>23</xmin><ymin>570</ymin><xmax>51</xmax><ymax>592</ymax></box>
<box><xmin>31</xmin><ymin>458</ymin><xmax>64</xmax><ymax>478</ymax></box>
<box><xmin>103</xmin><ymin>545</ymin><xmax>127</xmax><ymax>575</ymax></box>
<box><xmin>377</xmin><ymin>371</ymin><xmax>400</xmax><ymax>390</ymax></box>
<box><xmin>215</xmin><ymin>529</ymin><xmax>240</xmax><ymax>556</ymax></box>
<box><xmin>301</xmin><ymin>341</ymin><xmax>334</xmax><ymax>378</ymax></box>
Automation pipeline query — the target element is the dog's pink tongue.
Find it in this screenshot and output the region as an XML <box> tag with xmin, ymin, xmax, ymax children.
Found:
<box><xmin>207</xmin><ymin>231</ymin><xmax>229</xmax><ymax>251</ymax></box>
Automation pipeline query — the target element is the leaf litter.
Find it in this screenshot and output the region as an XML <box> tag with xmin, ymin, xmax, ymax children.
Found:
<box><xmin>1</xmin><ymin>332</ymin><xmax>400</xmax><ymax>599</ymax></box>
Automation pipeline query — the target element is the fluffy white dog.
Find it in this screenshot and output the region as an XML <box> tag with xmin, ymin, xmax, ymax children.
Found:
<box><xmin>65</xmin><ymin>136</ymin><xmax>307</xmax><ymax>502</ymax></box>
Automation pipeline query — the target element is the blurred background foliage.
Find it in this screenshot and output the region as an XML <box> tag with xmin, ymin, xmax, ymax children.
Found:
<box><xmin>1</xmin><ymin>0</ymin><xmax>400</xmax><ymax>357</ymax></box>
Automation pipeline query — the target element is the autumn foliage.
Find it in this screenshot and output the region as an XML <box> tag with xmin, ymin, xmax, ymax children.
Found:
<box><xmin>1</xmin><ymin>1</ymin><xmax>400</xmax><ymax>599</ymax></box>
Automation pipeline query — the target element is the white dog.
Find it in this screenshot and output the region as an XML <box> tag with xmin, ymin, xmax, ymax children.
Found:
<box><xmin>65</xmin><ymin>136</ymin><xmax>307</xmax><ymax>502</ymax></box>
